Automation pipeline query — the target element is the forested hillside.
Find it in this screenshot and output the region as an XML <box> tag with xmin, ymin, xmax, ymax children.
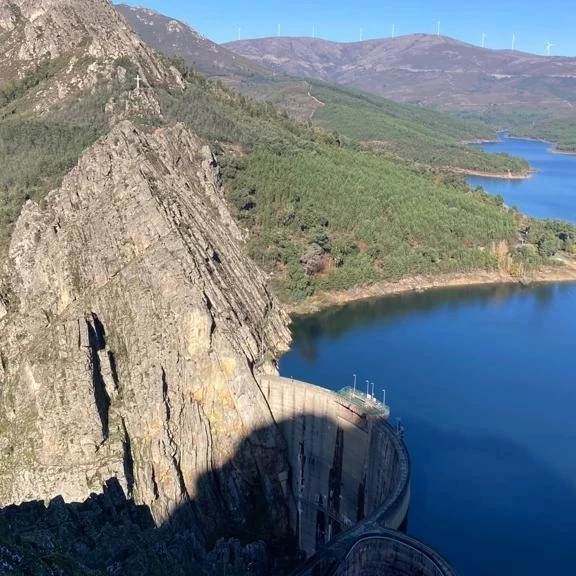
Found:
<box><xmin>117</xmin><ymin>5</ymin><xmax>527</xmax><ymax>176</ymax></box>
<box><xmin>306</xmin><ymin>82</ymin><xmax>529</xmax><ymax>174</ymax></box>
<box><xmin>1</xmin><ymin>51</ymin><xmax>574</xmax><ymax>302</ymax></box>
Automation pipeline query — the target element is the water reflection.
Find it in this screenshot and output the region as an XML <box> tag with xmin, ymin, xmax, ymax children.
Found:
<box><xmin>289</xmin><ymin>283</ymin><xmax>562</xmax><ymax>362</ymax></box>
<box><xmin>281</xmin><ymin>282</ymin><xmax>576</xmax><ymax>576</ymax></box>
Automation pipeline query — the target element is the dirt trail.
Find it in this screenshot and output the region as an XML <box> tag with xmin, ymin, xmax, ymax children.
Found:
<box><xmin>306</xmin><ymin>85</ymin><xmax>325</xmax><ymax>120</ymax></box>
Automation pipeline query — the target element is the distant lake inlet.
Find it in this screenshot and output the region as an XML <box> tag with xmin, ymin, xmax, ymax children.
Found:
<box><xmin>468</xmin><ymin>138</ymin><xmax>576</xmax><ymax>222</ymax></box>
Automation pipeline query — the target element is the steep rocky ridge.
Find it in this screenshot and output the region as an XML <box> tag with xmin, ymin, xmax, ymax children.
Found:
<box><xmin>0</xmin><ymin>0</ymin><xmax>182</xmax><ymax>113</ymax></box>
<box><xmin>0</xmin><ymin>120</ymin><xmax>293</xmax><ymax>554</ymax></box>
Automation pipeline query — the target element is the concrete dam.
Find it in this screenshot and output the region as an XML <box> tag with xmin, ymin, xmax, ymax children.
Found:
<box><xmin>260</xmin><ymin>375</ymin><xmax>455</xmax><ymax>576</ymax></box>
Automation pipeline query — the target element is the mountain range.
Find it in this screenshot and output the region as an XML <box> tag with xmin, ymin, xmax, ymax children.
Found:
<box><xmin>116</xmin><ymin>4</ymin><xmax>269</xmax><ymax>80</ymax></box>
<box><xmin>224</xmin><ymin>34</ymin><xmax>576</xmax><ymax>151</ymax></box>
<box><xmin>117</xmin><ymin>5</ymin><xmax>533</xmax><ymax>173</ymax></box>
<box><xmin>225</xmin><ymin>34</ymin><xmax>576</xmax><ymax>113</ymax></box>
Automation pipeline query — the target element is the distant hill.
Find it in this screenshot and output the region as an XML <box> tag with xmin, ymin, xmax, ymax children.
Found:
<box><xmin>225</xmin><ymin>35</ymin><xmax>576</xmax><ymax>113</ymax></box>
<box><xmin>116</xmin><ymin>4</ymin><xmax>270</xmax><ymax>79</ymax></box>
<box><xmin>115</xmin><ymin>6</ymin><xmax>527</xmax><ymax>174</ymax></box>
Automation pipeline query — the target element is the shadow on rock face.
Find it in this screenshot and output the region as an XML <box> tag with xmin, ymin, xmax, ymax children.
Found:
<box><xmin>0</xmin><ymin>401</ymin><xmax>420</xmax><ymax>576</ymax></box>
<box><xmin>0</xmin><ymin>416</ymin><xmax>306</xmax><ymax>576</ymax></box>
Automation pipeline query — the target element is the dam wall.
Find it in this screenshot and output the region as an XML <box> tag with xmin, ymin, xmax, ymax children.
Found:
<box><xmin>294</xmin><ymin>523</ymin><xmax>456</xmax><ymax>576</ymax></box>
<box><xmin>259</xmin><ymin>376</ymin><xmax>410</xmax><ymax>559</ymax></box>
<box><xmin>332</xmin><ymin>533</ymin><xmax>454</xmax><ymax>576</ymax></box>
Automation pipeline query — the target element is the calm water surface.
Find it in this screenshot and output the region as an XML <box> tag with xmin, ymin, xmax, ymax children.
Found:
<box><xmin>469</xmin><ymin>138</ymin><xmax>576</xmax><ymax>222</ymax></box>
<box><xmin>281</xmin><ymin>140</ymin><xmax>576</xmax><ymax>575</ymax></box>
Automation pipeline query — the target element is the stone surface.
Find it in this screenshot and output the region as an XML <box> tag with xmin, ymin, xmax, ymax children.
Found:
<box><xmin>0</xmin><ymin>478</ymin><xmax>271</xmax><ymax>575</ymax></box>
<box><xmin>0</xmin><ymin>121</ymin><xmax>292</xmax><ymax>553</ymax></box>
<box><xmin>0</xmin><ymin>0</ymin><xmax>183</xmax><ymax>112</ymax></box>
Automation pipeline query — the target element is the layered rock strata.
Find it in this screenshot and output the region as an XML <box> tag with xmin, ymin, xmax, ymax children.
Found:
<box><xmin>0</xmin><ymin>121</ymin><xmax>292</xmax><ymax>551</ymax></box>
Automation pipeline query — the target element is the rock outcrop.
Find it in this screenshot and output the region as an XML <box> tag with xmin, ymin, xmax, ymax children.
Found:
<box><xmin>0</xmin><ymin>0</ymin><xmax>183</xmax><ymax>112</ymax></box>
<box><xmin>0</xmin><ymin>478</ymin><xmax>273</xmax><ymax>575</ymax></box>
<box><xmin>0</xmin><ymin>120</ymin><xmax>293</xmax><ymax>553</ymax></box>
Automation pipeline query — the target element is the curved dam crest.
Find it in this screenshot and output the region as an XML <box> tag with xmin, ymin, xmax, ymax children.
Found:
<box><xmin>260</xmin><ymin>375</ymin><xmax>454</xmax><ymax>575</ymax></box>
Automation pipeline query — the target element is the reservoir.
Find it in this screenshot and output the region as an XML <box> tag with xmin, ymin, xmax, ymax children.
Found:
<box><xmin>281</xmin><ymin>139</ymin><xmax>576</xmax><ymax>576</ymax></box>
<box><xmin>468</xmin><ymin>138</ymin><xmax>576</xmax><ymax>222</ymax></box>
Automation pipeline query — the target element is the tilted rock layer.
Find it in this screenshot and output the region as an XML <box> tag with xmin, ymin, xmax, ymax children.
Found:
<box><xmin>0</xmin><ymin>0</ymin><xmax>182</xmax><ymax>111</ymax></box>
<box><xmin>0</xmin><ymin>121</ymin><xmax>292</xmax><ymax>547</ymax></box>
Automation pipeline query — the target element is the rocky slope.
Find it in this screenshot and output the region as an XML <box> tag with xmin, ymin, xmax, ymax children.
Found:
<box><xmin>0</xmin><ymin>119</ymin><xmax>292</xmax><ymax>541</ymax></box>
<box><xmin>0</xmin><ymin>1</ymin><xmax>297</xmax><ymax>572</ymax></box>
<box><xmin>0</xmin><ymin>0</ymin><xmax>182</xmax><ymax>113</ymax></box>
<box><xmin>226</xmin><ymin>34</ymin><xmax>576</xmax><ymax>112</ymax></box>
<box><xmin>116</xmin><ymin>4</ymin><xmax>270</xmax><ymax>80</ymax></box>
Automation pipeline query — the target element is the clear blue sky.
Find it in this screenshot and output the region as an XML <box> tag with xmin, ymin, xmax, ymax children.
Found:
<box><xmin>117</xmin><ymin>0</ymin><xmax>576</xmax><ymax>56</ymax></box>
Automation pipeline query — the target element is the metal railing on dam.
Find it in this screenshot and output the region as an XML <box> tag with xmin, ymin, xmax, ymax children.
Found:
<box><xmin>259</xmin><ymin>375</ymin><xmax>455</xmax><ymax>576</ymax></box>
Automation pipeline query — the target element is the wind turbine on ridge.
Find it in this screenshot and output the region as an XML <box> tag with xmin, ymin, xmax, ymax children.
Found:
<box><xmin>436</xmin><ymin>20</ymin><xmax>441</xmax><ymax>37</ymax></box>
<box><xmin>546</xmin><ymin>41</ymin><xmax>555</xmax><ymax>56</ymax></box>
<box><xmin>481</xmin><ymin>32</ymin><xmax>487</xmax><ymax>48</ymax></box>
<box><xmin>512</xmin><ymin>33</ymin><xmax>517</xmax><ymax>50</ymax></box>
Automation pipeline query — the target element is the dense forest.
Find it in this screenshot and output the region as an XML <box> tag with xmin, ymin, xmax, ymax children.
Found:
<box><xmin>306</xmin><ymin>83</ymin><xmax>530</xmax><ymax>175</ymax></box>
<box><xmin>235</xmin><ymin>76</ymin><xmax>530</xmax><ymax>174</ymax></box>
<box><xmin>0</xmin><ymin>57</ymin><xmax>574</xmax><ymax>302</ymax></box>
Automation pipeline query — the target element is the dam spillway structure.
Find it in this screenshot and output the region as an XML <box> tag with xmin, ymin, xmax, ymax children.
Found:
<box><xmin>260</xmin><ymin>375</ymin><xmax>456</xmax><ymax>576</ymax></box>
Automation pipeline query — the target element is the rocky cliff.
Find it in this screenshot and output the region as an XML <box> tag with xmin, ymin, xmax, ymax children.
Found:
<box><xmin>0</xmin><ymin>0</ymin><xmax>298</xmax><ymax>571</ymax></box>
<box><xmin>0</xmin><ymin>0</ymin><xmax>182</xmax><ymax>113</ymax></box>
<box><xmin>0</xmin><ymin>120</ymin><xmax>293</xmax><ymax>553</ymax></box>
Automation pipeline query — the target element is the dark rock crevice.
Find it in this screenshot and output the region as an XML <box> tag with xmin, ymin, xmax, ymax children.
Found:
<box><xmin>121</xmin><ymin>418</ymin><xmax>135</xmax><ymax>497</ymax></box>
<box><xmin>327</xmin><ymin>426</ymin><xmax>344</xmax><ymax>538</ymax></box>
<box><xmin>86</xmin><ymin>314</ymin><xmax>111</xmax><ymax>441</ymax></box>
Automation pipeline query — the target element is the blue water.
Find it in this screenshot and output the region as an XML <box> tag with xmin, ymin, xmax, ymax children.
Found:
<box><xmin>469</xmin><ymin>138</ymin><xmax>576</xmax><ymax>222</ymax></box>
<box><xmin>281</xmin><ymin>140</ymin><xmax>576</xmax><ymax>575</ymax></box>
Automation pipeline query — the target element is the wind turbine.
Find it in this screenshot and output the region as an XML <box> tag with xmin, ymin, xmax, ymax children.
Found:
<box><xmin>360</xmin><ymin>27</ymin><xmax>364</xmax><ymax>41</ymax></box>
<box><xmin>436</xmin><ymin>20</ymin><xmax>441</xmax><ymax>37</ymax></box>
<box><xmin>312</xmin><ymin>25</ymin><xmax>316</xmax><ymax>39</ymax></box>
<box><xmin>546</xmin><ymin>41</ymin><xmax>555</xmax><ymax>56</ymax></box>
<box><xmin>392</xmin><ymin>23</ymin><xmax>396</xmax><ymax>38</ymax></box>
<box><xmin>277</xmin><ymin>24</ymin><xmax>281</xmax><ymax>37</ymax></box>
<box><xmin>512</xmin><ymin>33</ymin><xmax>517</xmax><ymax>50</ymax></box>
<box><xmin>481</xmin><ymin>32</ymin><xmax>487</xmax><ymax>48</ymax></box>
<box><xmin>237</xmin><ymin>26</ymin><xmax>242</xmax><ymax>41</ymax></box>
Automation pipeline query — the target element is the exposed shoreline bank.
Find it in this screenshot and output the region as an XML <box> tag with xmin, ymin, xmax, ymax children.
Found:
<box><xmin>455</xmin><ymin>167</ymin><xmax>534</xmax><ymax>180</ymax></box>
<box><xmin>287</xmin><ymin>259</ymin><xmax>576</xmax><ymax>316</ymax></box>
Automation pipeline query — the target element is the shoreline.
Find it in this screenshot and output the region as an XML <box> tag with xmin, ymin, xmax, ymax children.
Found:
<box><xmin>286</xmin><ymin>259</ymin><xmax>576</xmax><ymax>316</ymax></box>
<box><xmin>454</xmin><ymin>167</ymin><xmax>534</xmax><ymax>180</ymax></box>
<box><xmin>474</xmin><ymin>134</ymin><xmax>576</xmax><ymax>158</ymax></box>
